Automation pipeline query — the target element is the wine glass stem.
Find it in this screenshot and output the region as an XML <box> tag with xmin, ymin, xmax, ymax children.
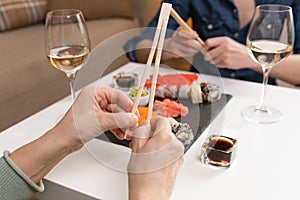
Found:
<box><xmin>257</xmin><ymin>66</ymin><xmax>271</xmax><ymax>111</ymax></box>
<box><xmin>66</xmin><ymin>72</ymin><xmax>77</xmax><ymax>103</ymax></box>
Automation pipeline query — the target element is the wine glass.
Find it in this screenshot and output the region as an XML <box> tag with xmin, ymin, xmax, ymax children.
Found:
<box><xmin>241</xmin><ymin>4</ymin><xmax>294</xmax><ymax>123</ymax></box>
<box><xmin>45</xmin><ymin>9</ymin><xmax>91</xmax><ymax>102</ymax></box>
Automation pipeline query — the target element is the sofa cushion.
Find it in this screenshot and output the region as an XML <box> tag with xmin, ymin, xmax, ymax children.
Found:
<box><xmin>129</xmin><ymin>0</ymin><xmax>161</xmax><ymax>27</ymax></box>
<box><xmin>0</xmin><ymin>0</ymin><xmax>47</xmax><ymax>32</ymax></box>
<box><xmin>48</xmin><ymin>0</ymin><xmax>135</xmax><ymax>20</ymax></box>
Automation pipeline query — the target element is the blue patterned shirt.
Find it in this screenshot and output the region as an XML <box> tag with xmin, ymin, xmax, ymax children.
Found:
<box><xmin>124</xmin><ymin>0</ymin><xmax>300</xmax><ymax>84</ymax></box>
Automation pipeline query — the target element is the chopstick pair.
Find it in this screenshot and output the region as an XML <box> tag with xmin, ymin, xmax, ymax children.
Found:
<box><xmin>123</xmin><ymin>3</ymin><xmax>172</xmax><ymax>139</ymax></box>
<box><xmin>123</xmin><ymin>3</ymin><xmax>205</xmax><ymax>139</ymax></box>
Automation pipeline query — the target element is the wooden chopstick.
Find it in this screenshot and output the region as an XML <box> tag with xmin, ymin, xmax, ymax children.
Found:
<box><xmin>170</xmin><ymin>8</ymin><xmax>205</xmax><ymax>45</ymax></box>
<box><xmin>129</xmin><ymin>6</ymin><xmax>166</xmax><ymax>117</ymax></box>
<box><xmin>147</xmin><ymin>3</ymin><xmax>172</xmax><ymax>121</ymax></box>
<box><xmin>123</xmin><ymin>3</ymin><xmax>172</xmax><ymax>139</ymax></box>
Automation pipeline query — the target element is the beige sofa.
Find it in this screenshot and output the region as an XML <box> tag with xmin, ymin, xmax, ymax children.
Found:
<box><xmin>0</xmin><ymin>0</ymin><xmax>161</xmax><ymax>131</ymax></box>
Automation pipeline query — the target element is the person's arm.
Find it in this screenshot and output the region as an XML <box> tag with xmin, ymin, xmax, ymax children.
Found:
<box><xmin>269</xmin><ymin>55</ymin><xmax>300</xmax><ymax>85</ymax></box>
<box><xmin>0</xmin><ymin>87</ymin><xmax>138</xmax><ymax>199</ymax></box>
<box><xmin>10</xmin><ymin>87</ymin><xmax>138</xmax><ymax>183</ymax></box>
<box><xmin>9</xmin><ymin>121</ymin><xmax>82</xmax><ymax>183</ymax></box>
<box><xmin>0</xmin><ymin>118</ymin><xmax>78</xmax><ymax>200</ymax></box>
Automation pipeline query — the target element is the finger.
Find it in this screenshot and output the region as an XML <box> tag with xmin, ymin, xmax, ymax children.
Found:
<box><xmin>126</xmin><ymin>132</ymin><xmax>134</xmax><ymax>140</ymax></box>
<box><xmin>111</xmin><ymin>129</ymin><xmax>124</xmax><ymax>140</ymax></box>
<box><xmin>211</xmin><ymin>54</ymin><xmax>228</xmax><ymax>68</ymax></box>
<box><xmin>110</xmin><ymin>89</ymin><xmax>134</xmax><ymax>111</ymax></box>
<box><xmin>111</xmin><ymin>129</ymin><xmax>134</xmax><ymax>140</ymax></box>
<box><xmin>97</xmin><ymin>88</ymin><xmax>133</xmax><ymax>112</ymax></box>
<box><xmin>203</xmin><ymin>37</ymin><xmax>226</xmax><ymax>51</ymax></box>
<box><xmin>105</xmin><ymin>104</ymin><xmax>127</xmax><ymax>113</ymax></box>
<box><xmin>131</xmin><ymin>121</ymin><xmax>151</xmax><ymax>152</ymax></box>
<box><xmin>75</xmin><ymin>86</ymin><xmax>98</xmax><ymax>108</ymax></box>
<box><xmin>167</xmin><ymin>40</ymin><xmax>200</xmax><ymax>57</ymax></box>
<box><xmin>174</xmin><ymin>32</ymin><xmax>200</xmax><ymax>47</ymax></box>
<box><xmin>141</xmin><ymin>117</ymin><xmax>175</xmax><ymax>150</ymax></box>
<box><xmin>205</xmin><ymin>44</ymin><xmax>231</xmax><ymax>68</ymax></box>
<box><xmin>150</xmin><ymin>116</ymin><xmax>172</xmax><ymax>137</ymax></box>
<box><xmin>181</xmin><ymin>39</ymin><xmax>202</xmax><ymax>54</ymax></box>
<box><xmin>205</xmin><ymin>43</ymin><xmax>226</xmax><ymax>63</ymax></box>
<box><xmin>177</xmin><ymin>27</ymin><xmax>199</xmax><ymax>39</ymax></box>
<box><xmin>99</xmin><ymin>112</ymin><xmax>138</xmax><ymax>132</ymax></box>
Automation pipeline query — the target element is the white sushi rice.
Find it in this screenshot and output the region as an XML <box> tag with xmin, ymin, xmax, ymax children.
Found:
<box><xmin>178</xmin><ymin>85</ymin><xmax>190</xmax><ymax>99</ymax></box>
<box><xmin>168</xmin><ymin>117</ymin><xmax>194</xmax><ymax>146</ymax></box>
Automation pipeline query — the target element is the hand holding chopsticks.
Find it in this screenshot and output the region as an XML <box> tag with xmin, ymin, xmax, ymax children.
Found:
<box><xmin>170</xmin><ymin>8</ymin><xmax>205</xmax><ymax>46</ymax></box>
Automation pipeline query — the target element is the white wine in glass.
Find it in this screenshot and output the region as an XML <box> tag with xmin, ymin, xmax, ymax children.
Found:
<box><xmin>45</xmin><ymin>9</ymin><xmax>91</xmax><ymax>102</ymax></box>
<box><xmin>241</xmin><ymin>4</ymin><xmax>294</xmax><ymax>123</ymax></box>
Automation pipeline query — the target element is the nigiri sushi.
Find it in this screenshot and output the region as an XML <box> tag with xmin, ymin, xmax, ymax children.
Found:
<box><xmin>154</xmin><ymin>99</ymin><xmax>188</xmax><ymax>118</ymax></box>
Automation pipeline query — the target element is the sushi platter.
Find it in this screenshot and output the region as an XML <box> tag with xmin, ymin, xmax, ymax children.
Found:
<box><xmin>97</xmin><ymin>3</ymin><xmax>232</xmax><ymax>152</ymax></box>
<box><xmin>97</xmin><ymin>71</ymin><xmax>232</xmax><ymax>152</ymax></box>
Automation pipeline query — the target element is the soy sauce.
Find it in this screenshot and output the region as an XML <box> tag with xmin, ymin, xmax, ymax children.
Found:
<box><xmin>207</xmin><ymin>137</ymin><xmax>233</xmax><ymax>164</ymax></box>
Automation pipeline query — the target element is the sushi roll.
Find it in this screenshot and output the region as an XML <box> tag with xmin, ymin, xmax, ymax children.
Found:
<box><xmin>178</xmin><ymin>85</ymin><xmax>190</xmax><ymax>99</ymax></box>
<box><xmin>155</xmin><ymin>85</ymin><xmax>178</xmax><ymax>99</ymax></box>
<box><xmin>155</xmin><ymin>85</ymin><xmax>166</xmax><ymax>98</ymax></box>
<box><xmin>168</xmin><ymin>117</ymin><xmax>194</xmax><ymax>146</ymax></box>
<box><xmin>200</xmin><ymin>82</ymin><xmax>221</xmax><ymax>102</ymax></box>
<box><xmin>189</xmin><ymin>84</ymin><xmax>203</xmax><ymax>104</ymax></box>
<box><xmin>164</xmin><ymin>85</ymin><xmax>178</xmax><ymax>99</ymax></box>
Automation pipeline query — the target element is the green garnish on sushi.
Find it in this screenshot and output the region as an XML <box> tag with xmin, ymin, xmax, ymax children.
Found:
<box><xmin>129</xmin><ymin>87</ymin><xmax>148</xmax><ymax>97</ymax></box>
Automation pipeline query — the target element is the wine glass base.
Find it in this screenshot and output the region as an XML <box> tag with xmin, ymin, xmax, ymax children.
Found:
<box><xmin>241</xmin><ymin>105</ymin><xmax>283</xmax><ymax>124</ymax></box>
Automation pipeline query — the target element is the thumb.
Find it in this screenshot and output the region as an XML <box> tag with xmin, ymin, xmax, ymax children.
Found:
<box><xmin>99</xmin><ymin>112</ymin><xmax>138</xmax><ymax>132</ymax></box>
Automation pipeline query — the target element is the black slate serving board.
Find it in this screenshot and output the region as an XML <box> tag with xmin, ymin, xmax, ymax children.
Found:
<box><xmin>96</xmin><ymin>93</ymin><xmax>232</xmax><ymax>153</ymax></box>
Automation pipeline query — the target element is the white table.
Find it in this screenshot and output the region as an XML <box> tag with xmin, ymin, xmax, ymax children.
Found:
<box><xmin>1</xmin><ymin>62</ymin><xmax>300</xmax><ymax>200</ymax></box>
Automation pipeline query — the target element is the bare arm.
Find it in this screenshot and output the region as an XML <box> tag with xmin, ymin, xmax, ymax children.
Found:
<box><xmin>10</xmin><ymin>120</ymin><xmax>82</xmax><ymax>183</ymax></box>
<box><xmin>243</xmin><ymin>54</ymin><xmax>300</xmax><ymax>85</ymax></box>
<box><xmin>269</xmin><ymin>54</ymin><xmax>300</xmax><ymax>85</ymax></box>
<box><xmin>135</xmin><ymin>39</ymin><xmax>153</xmax><ymax>63</ymax></box>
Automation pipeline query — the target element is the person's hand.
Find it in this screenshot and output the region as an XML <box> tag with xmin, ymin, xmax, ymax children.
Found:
<box><xmin>128</xmin><ymin>117</ymin><xmax>184</xmax><ymax>200</ymax></box>
<box><xmin>203</xmin><ymin>36</ymin><xmax>260</xmax><ymax>70</ymax></box>
<box><xmin>56</xmin><ymin>87</ymin><xmax>138</xmax><ymax>147</ymax></box>
<box><xmin>163</xmin><ymin>27</ymin><xmax>202</xmax><ymax>60</ymax></box>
